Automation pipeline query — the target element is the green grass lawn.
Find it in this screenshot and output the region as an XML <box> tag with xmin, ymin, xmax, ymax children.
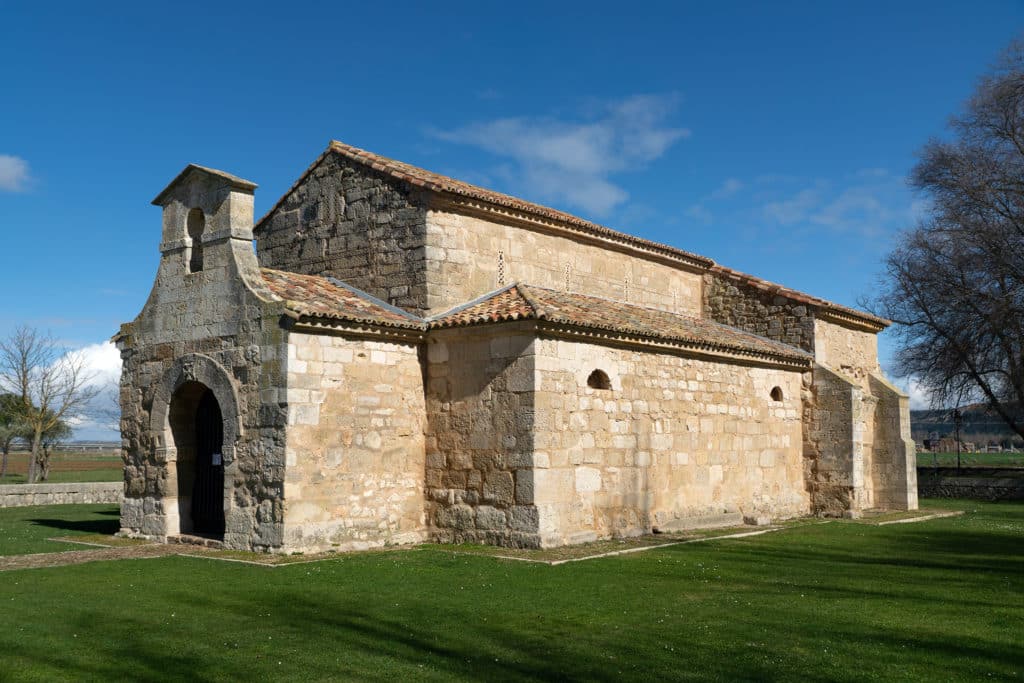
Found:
<box><xmin>917</xmin><ymin>451</ymin><xmax>1024</xmax><ymax>468</ymax></box>
<box><xmin>0</xmin><ymin>499</ymin><xmax>1021</xmax><ymax>681</ymax></box>
<box><xmin>0</xmin><ymin>504</ymin><xmax>121</xmax><ymax>555</ymax></box>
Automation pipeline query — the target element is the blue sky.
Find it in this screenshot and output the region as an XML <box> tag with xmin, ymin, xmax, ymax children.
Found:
<box><xmin>2</xmin><ymin>1</ymin><xmax>1022</xmax><ymax>437</ymax></box>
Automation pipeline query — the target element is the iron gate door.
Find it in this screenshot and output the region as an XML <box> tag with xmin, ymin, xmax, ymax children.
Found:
<box><xmin>192</xmin><ymin>389</ymin><xmax>225</xmax><ymax>536</ymax></box>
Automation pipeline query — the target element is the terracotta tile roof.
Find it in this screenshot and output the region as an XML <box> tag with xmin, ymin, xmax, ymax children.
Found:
<box><xmin>250</xmin><ymin>140</ymin><xmax>884</xmax><ymax>331</ymax></box>
<box><xmin>260</xmin><ymin>268</ymin><xmax>424</xmax><ymax>329</ymax></box>
<box><xmin>259</xmin><ymin>266</ymin><xmax>809</xmax><ymax>362</ymax></box>
<box><xmin>425</xmin><ymin>285</ymin><xmax>535</xmax><ymax>326</ymax></box>
<box><xmin>430</xmin><ymin>284</ymin><xmax>812</xmax><ymax>363</ymax></box>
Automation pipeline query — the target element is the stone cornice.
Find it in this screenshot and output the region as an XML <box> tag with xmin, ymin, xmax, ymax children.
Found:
<box><xmin>287</xmin><ymin>313</ymin><xmax>810</xmax><ymax>369</ymax></box>
<box><xmin>815</xmin><ymin>307</ymin><xmax>888</xmax><ymax>333</ymax></box>
<box><xmin>535</xmin><ymin>321</ymin><xmax>813</xmax><ymax>371</ymax></box>
<box><xmin>289</xmin><ymin>317</ymin><xmax>426</xmax><ymax>344</ymax></box>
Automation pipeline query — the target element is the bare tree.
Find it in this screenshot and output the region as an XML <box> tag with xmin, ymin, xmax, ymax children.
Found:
<box><xmin>0</xmin><ymin>392</ymin><xmax>28</xmax><ymax>482</ymax></box>
<box><xmin>870</xmin><ymin>41</ymin><xmax>1024</xmax><ymax>438</ymax></box>
<box><xmin>0</xmin><ymin>327</ymin><xmax>99</xmax><ymax>483</ymax></box>
<box><xmin>38</xmin><ymin>418</ymin><xmax>73</xmax><ymax>482</ymax></box>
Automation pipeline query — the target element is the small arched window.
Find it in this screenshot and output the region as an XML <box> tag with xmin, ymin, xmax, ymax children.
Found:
<box><xmin>770</xmin><ymin>386</ymin><xmax>784</xmax><ymax>402</ymax></box>
<box><xmin>187</xmin><ymin>208</ymin><xmax>205</xmax><ymax>273</ymax></box>
<box><xmin>587</xmin><ymin>369</ymin><xmax>611</xmax><ymax>390</ymax></box>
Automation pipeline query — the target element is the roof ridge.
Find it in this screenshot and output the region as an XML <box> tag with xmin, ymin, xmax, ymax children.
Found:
<box><xmin>511</xmin><ymin>283</ymin><xmax>543</xmax><ymax>319</ymax></box>
<box><xmin>252</xmin><ymin>141</ymin><xmax>885</xmax><ymax>330</ymax></box>
<box><xmin>259</xmin><ymin>267</ymin><xmax>425</xmax><ymax>330</ymax></box>
<box><xmin>425</xmin><ymin>283</ymin><xmax>524</xmax><ymax>323</ymax></box>
<box><xmin>324</xmin><ymin>276</ymin><xmax>424</xmax><ymax>322</ymax></box>
<box><xmin>517</xmin><ymin>284</ymin><xmax>811</xmax><ymax>361</ymax></box>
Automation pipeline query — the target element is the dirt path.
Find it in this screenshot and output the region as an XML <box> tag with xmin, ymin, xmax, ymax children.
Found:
<box><xmin>0</xmin><ymin>544</ymin><xmax>178</xmax><ymax>571</ymax></box>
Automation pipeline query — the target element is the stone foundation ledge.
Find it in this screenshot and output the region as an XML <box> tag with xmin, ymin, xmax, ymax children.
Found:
<box><xmin>0</xmin><ymin>482</ymin><xmax>123</xmax><ymax>508</ymax></box>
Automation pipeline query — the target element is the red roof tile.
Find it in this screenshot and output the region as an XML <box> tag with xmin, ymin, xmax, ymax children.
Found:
<box><xmin>431</xmin><ymin>284</ymin><xmax>812</xmax><ymax>363</ymax></box>
<box><xmin>426</xmin><ymin>285</ymin><xmax>536</xmax><ymax>327</ymax></box>
<box><xmin>252</xmin><ymin>140</ymin><xmax>885</xmax><ymax>329</ymax></box>
<box><xmin>260</xmin><ymin>267</ymin><xmax>809</xmax><ymax>363</ymax></box>
<box><xmin>260</xmin><ymin>268</ymin><xmax>424</xmax><ymax>329</ymax></box>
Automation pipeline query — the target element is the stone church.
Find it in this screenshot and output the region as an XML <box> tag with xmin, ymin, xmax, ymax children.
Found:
<box><xmin>115</xmin><ymin>140</ymin><xmax>917</xmax><ymax>552</ymax></box>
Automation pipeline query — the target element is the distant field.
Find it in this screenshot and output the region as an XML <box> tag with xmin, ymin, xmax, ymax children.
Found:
<box><xmin>0</xmin><ymin>451</ymin><xmax>122</xmax><ymax>485</ymax></box>
<box><xmin>916</xmin><ymin>450</ymin><xmax>1024</xmax><ymax>468</ymax></box>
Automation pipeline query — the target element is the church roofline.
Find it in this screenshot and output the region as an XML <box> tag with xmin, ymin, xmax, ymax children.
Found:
<box><xmin>709</xmin><ymin>265</ymin><xmax>890</xmax><ymax>331</ymax></box>
<box><xmin>258</xmin><ymin>268</ymin><xmax>811</xmax><ymax>366</ymax></box>
<box><xmin>251</xmin><ymin>140</ymin><xmax>888</xmax><ymax>331</ymax></box>
<box><xmin>429</xmin><ymin>282</ymin><xmax>813</xmax><ymax>366</ymax></box>
<box><xmin>151</xmin><ymin>164</ymin><xmax>257</xmax><ymax>206</ymax></box>
<box><xmin>260</xmin><ymin>268</ymin><xmax>426</xmax><ymax>331</ymax></box>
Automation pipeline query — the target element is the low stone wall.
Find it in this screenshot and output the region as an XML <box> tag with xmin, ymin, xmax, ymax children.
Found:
<box><xmin>917</xmin><ymin>468</ymin><xmax>1024</xmax><ymax>501</ymax></box>
<box><xmin>0</xmin><ymin>482</ymin><xmax>123</xmax><ymax>508</ymax></box>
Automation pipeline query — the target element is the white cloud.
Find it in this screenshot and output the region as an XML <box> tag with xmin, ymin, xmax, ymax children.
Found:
<box><xmin>691</xmin><ymin>169</ymin><xmax>915</xmax><ymax>239</ymax></box>
<box><xmin>0</xmin><ymin>154</ymin><xmax>31</xmax><ymax>192</ymax></box>
<box><xmin>709</xmin><ymin>178</ymin><xmax>744</xmax><ymax>200</ymax></box>
<box><xmin>64</xmin><ymin>342</ymin><xmax>122</xmax><ymax>441</ymax></box>
<box><xmin>431</xmin><ymin>94</ymin><xmax>690</xmax><ymax>216</ymax></box>
<box><xmin>763</xmin><ymin>188</ymin><xmax>822</xmax><ymax>225</ymax></box>
<box><xmin>893</xmin><ymin>376</ymin><xmax>934</xmax><ymax>411</ymax></box>
<box><xmin>685</xmin><ymin>204</ymin><xmax>713</xmax><ymax>225</ymax></box>
<box><xmin>67</xmin><ymin>341</ymin><xmax>122</xmax><ymax>388</ymax></box>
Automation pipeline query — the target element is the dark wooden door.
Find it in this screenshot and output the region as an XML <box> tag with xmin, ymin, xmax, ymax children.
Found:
<box><xmin>192</xmin><ymin>389</ymin><xmax>224</xmax><ymax>536</ymax></box>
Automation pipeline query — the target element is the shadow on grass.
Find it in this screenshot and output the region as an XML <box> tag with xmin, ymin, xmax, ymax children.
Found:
<box><xmin>16</xmin><ymin>574</ymin><xmax>1016</xmax><ymax>683</ymax></box>
<box><xmin>27</xmin><ymin>516</ymin><xmax>120</xmax><ymax>535</ymax></box>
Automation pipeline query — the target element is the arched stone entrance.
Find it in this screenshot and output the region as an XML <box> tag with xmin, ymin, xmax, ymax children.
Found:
<box><xmin>150</xmin><ymin>354</ymin><xmax>241</xmax><ymax>540</ymax></box>
<box><xmin>167</xmin><ymin>383</ymin><xmax>225</xmax><ymax>536</ymax></box>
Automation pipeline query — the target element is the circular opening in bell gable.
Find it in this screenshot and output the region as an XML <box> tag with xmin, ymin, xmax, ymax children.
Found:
<box><xmin>770</xmin><ymin>386</ymin><xmax>784</xmax><ymax>402</ymax></box>
<box><xmin>587</xmin><ymin>369</ymin><xmax>611</xmax><ymax>390</ymax></box>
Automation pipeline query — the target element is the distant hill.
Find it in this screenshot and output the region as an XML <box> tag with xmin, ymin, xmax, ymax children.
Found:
<box><xmin>911</xmin><ymin>402</ymin><xmax>1023</xmax><ymax>446</ymax></box>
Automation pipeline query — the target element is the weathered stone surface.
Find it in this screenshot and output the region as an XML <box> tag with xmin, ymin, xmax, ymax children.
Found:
<box><xmin>281</xmin><ymin>333</ymin><xmax>427</xmax><ymax>552</ymax></box>
<box><xmin>118</xmin><ymin>147</ymin><xmax>917</xmax><ymax>556</ymax></box>
<box><xmin>703</xmin><ymin>274</ymin><xmax>816</xmax><ymax>351</ymax></box>
<box><xmin>532</xmin><ymin>337</ymin><xmax>809</xmax><ymax>547</ymax></box>
<box><xmin>0</xmin><ymin>482</ymin><xmax>123</xmax><ymax>508</ymax></box>
<box><xmin>255</xmin><ymin>150</ymin><xmax>430</xmax><ymax>313</ymax></box>
<box><xmin>424</xmin><ymin>209</ymin><xmax>703</xmax><ymax>316</ymax></box>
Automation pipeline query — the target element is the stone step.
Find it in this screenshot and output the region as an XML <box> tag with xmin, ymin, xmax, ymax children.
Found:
<box><xmin>168</xmin><ymin>534</ymin><xmax>225</xmax><ymax>549</ymax></box>
<box><xmin>654</xmin><ymin>512</ymin><xmax>745</xmax><ymax>533</ymax></box>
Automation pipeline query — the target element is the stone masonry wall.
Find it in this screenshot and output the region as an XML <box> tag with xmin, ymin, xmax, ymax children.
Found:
<box><xmin>813</xmin><ymin>319</ymin><xmax>879</xmax><ymax>386</ymax></box>
<box><xmin>811</xmin><ymin>319</ymin><xmax>916</xmax><ymax>512</ymax></box>
<box><xmin>119</xmin><ymin>246</ymin><xmax>290</xmax><ymax>550</ymax></box>
<box><xmin>424</xmin><ymin>325</ymin><xmax>540</xmax><ymax>548</ymax></box>
<box><xmin>870</xmin><ymin>374</ymin><xmax>918</xmax><ymax>510</ymax></box>
<box><xmin>255</xmin><ymin>151</ymin><xmax>430</xmax><ymax>313</ymax></box>
<box><xmin>281</xmin><ymin>332</ymin><xmax>427</xmax><ymax>552</ymax></box>
<box><xmin>424</xmin><ymin>209</ymin><xmax>704</xmax><ymax>317</ymax></box>
<box><xmin>803</xmin><ymin>365</ymin><xmax>863</xmax><ymax>516</ymax></box>
<box><xmin>121</xmin><ymin>172</ymin><xmax>290</xmax><ymax>551</ymax></box>
<box><xmin>0</xmin><ymin>482</ymin><xmax>123</xmax><ymax>508</ymax></box>
<box><xmin>703</xmin><ymin>273</ymin><xmax>816</xmax><ymax>352</ymax></box>
<box><xmin>533</xmin><ymin>337</ymin><xmax>808</xmax><ymax>547</ymax></box>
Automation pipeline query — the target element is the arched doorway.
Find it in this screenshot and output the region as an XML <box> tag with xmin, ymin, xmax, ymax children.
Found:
<box><xmin>168</xmin><ymin>382</ymin><xmax>225</xmax><ymax>538</ymax></box>
<box><xmin>192</xmin><ymin>389</ymin><xmax>225</xmax><ymax>535</ymax></box>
